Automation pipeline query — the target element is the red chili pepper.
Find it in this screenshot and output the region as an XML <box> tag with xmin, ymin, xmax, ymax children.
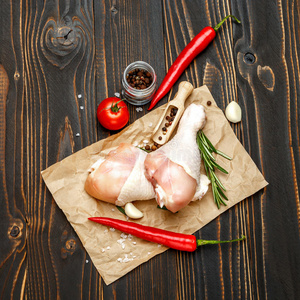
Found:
<box><xmin>148</xmin><ymin>15</ymin><xmax>241</xmax><ymax>110</ymax></box>
<box><xmin>88</xmin><ymin>217</ymin><xmax>245</xmax><ymax>252</ymax></box>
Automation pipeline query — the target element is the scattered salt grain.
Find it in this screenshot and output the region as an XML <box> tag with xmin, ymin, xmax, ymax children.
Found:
<box><xmin>104</xmin><ymin>229</ymin><xmax>108</xmax><ymax>233</ymax></box>
<box><xmin>132</xmin><ymin>241</ymin><xmax>136</xmax><ymax>245</ymax></box>
<box><xmin>106</xmin><ymin>246</ymin><xmax>111</xmax><ymax>250</ymax></box>
<box><xmin>147</xmin><ymin>252</ymin><xmax>151</xmax><ymax>255</ymax></box>
<box><xmin>132</xmin><ymin>141</ymin><xmax>138</xmax><ymax>147</ymax></box>
<box><xmin>101</xmin><ymin>248</ymin><xmax>105</xmax><ymax>253</ymax></box>
<box><xmin>80</xmin><ymin>106</ymin><xmax>84</xmax><ymax>110</ymax></box>
<box><xmin>148</xmin><ymin>122</ymin><xmax>153</xmax><ymax>127</ymax></box>
<box><xmin>157</xmin><ymin>244</ymin><xmax>162</xmax><ymax>248</ymax></box>
<box><xmin>75</xmin><ymin>133</ymin><xmax>80</xmax><ymax>137</ymax></box>
<box><xmin>110</xmin><ymin>227</ymin><xmax>115</xmax><ymax>232</ymax></box>
<box><xmin>114</xmin><ymin>92</ymin><xmax>120</xmax><ymax>98</ymax></box>
<box><xmin>117</xmin><ymin>238</ymin><xmax>126</xmax><ymax>245</ymax></box>
<box><xmin>123</xmin><ymin>255</ymin><xmax>132</xmax><ymax>263</ymax></box>
<box><xmin>78</xmin><ymin>94</ymin><xmax>82</xmax><ymax>98</ymax></box>
<box><xmin>122</xmin><ymin>244</ymin><xmax>125</xmax><ymax>250</ymax></box>
<box><xmin>112</xmin><ymin>208</ymin><xmax>115</xmax><ymax>212</ymax></box>
<box><xmin>120</xmin><ymin>233</ymin><xmax>128</xmax><ymax>239</ymax></box>
<box><xmin>86</xmin><ymin>260</ymin><xmax>89</xmax><ymax>263</ymax></box>
<box><xmin>117</xmin><ymin>254</ymin><xmax>134</xmax><ymax>263</ymax></box>
<box><xmin>136</xmin><ymin>107</ymin><xmax>143</xmax><ymax>112</ymax></box>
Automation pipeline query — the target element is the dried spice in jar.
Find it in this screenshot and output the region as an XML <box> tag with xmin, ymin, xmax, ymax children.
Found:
<box><xmin>122</xmin><ymin>61</ymin><xmax>157</xmax><ymax>105</ymax></box>
<box><xmin>126</xmin><ymin>69</ymin><xmax>153</xmax><ymax>90</ymax></box>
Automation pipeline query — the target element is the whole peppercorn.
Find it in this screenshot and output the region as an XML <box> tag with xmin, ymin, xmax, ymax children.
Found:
<box><xmin>145</xmin><ymin>145</ymin><xmax>150</xmax><ymax>150</ymax></box>
<box><xmin>126</xmin><ymin>69</ymin><xmax>153</xmax><ymax>89</ymax></box>
<box><xmin>151</xmin><ymin>145</ymin><xmax>157</xmax><ymax>151</ymax></box>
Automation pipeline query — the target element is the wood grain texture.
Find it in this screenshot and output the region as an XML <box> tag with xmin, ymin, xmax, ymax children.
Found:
<box><xmin>0</xmin><ymin>0</ymin><xmax>299</xmax><ymax>299</ymax></box>
<box><xmin>94</xmin><ymin>0</ymin><xmax>166</xmax><ymax>140</ymax></box>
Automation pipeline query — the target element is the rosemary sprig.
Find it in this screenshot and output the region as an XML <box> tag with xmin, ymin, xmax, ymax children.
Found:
<box><xmin>197</xmin><ymin>131</ymin><xmax>231</xmax><ymax>209</ymax></box>
<box><xmin>116</xmin><ymin>206</ymin><xmax>126</xmax><ymax>215</ymax></box>
<box><xmin>138</xmin><ymin>147</ymin><xmax>151</xmax><ymax>153</ymax></box>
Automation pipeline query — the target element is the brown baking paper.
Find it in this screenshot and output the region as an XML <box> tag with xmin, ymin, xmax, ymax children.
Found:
<box><xmin>41</xmin><ymin>85</ymin><xmax>268</xmax><ymax>285</ymax></box>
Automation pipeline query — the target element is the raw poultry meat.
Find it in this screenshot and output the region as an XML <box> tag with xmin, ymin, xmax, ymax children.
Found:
<box><xmin>85</xmin><ymin>103</ymin><xmax>210</xmax><ymax>212</ymax></box>
<box><xmin>85</xmin><ymin>143</ymin><xmax>155</xmax><ymax>206</ymax></box>
<box><xmin>144</xmin><ymin>103</ymin><xmax>210</xmax><ymax>212</ymax></box>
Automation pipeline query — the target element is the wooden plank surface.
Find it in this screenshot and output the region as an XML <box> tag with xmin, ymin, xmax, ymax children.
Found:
<box><xmin>0</xmin><ymin>0</ymin><xmax>299</xmax><ymax>299</ymax></box>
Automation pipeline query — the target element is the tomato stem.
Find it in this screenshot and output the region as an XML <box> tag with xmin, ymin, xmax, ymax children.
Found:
<box><xmin>110</xmin><ymin>100</ymin><xmax>124</xmax><ymax>112</ymax></box>
<box><xmin>98</xmin><ymin>99</ymin><xmax>125</xmax><ymax>114</ymax></box>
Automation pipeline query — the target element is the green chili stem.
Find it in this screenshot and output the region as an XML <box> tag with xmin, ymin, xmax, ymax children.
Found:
<box><xmin>214</xmin><ymin>15</ymin><xmax>241</xmax><ymax>31</ymax></box>
<box><xmin>197</xmin><ymin>235</ymin><xmax>246</xmax><ymax>247</ymax></box>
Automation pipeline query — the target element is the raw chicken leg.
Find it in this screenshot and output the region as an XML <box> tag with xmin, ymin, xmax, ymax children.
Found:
<box><xmin>85</xmin><ymin>143</ymin><xmax>155</xmax><ymax>205</ymax></box>
<box><xmin>144</xmin><ymin>103</ymin><xmax>210</xmax><ymax>212</ymax></box>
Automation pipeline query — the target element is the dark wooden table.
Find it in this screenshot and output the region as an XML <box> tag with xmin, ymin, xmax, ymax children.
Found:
<box><xmin>1</xmin><ymin>0</ymin><xmax>300</xmax><ymax>299</ymax></box>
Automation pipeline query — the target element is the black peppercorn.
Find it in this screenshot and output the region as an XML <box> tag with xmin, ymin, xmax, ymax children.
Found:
<box><xmin>126</xmin><ymin>68</ymin><xmax>153</xmax><ymax>90</ymax></box>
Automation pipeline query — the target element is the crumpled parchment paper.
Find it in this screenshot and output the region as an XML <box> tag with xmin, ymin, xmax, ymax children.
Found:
<box><xmin>41</xmin><ymin>85</ymin><xmax>268</xmax><ymax>285</ymax></box>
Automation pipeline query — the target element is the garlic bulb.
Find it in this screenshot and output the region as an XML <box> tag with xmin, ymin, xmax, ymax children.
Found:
<box><xmin>225</xmin><ymin>101</ymin><xmax>242</xmax><ymax>123</ymax></box>
<box><xmin>124</xmin><ymin>203</ymin><xmax>144</xmax><ymax>219</ymax></box>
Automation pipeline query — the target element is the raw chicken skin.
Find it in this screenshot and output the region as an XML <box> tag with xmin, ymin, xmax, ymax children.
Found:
<box><xmin>144</xmin><ymin>103</ymin><xmax>209</xmax><ymax>212</ymax></box>
<box><xmin>85</xmin><ymin>143</ymin><xmax>155</xmax><ymax>205</ymax></box>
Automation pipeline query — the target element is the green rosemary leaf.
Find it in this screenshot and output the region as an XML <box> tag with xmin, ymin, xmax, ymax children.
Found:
<box><xmin>201</xmin><ymin>141</ymin><xmax>216</xmax><ymax>161</ymax></box>
<box><xmin>138</xmin><ymin>147</ymin><xmax>151</xmax><ymax>153</ymax></box>
<box><xmin>116</xmin><ymin>206</ymin><xmax>126</xmax><ymax>215</ymax></box>
<box><xmin>157</xmin><ymin>205</ymin><xmax>169</xmax><ymax>211</ymax></box>
<box><xmin>203</xmin><ymin>159</ymin><xmax>210</xmax><ymax>178</ymax></box>
<box><xmin>157</xmin><ymin>205</ymin><xmax>178</xmax><ymax>213</ymax></box>
<box><xmin>214</xmin><ymin>187</ymin><xmax>227</xmax><ymax>206</ymax></box>
<box><xmin>211</xmin><ymin>160</ymin><xmax>229</xmax><ymax>174</ymax></box>
<box><xmin>217</xmin><ymin>186</ymin><xmax>228</xmax><ymax>201</ymax></box>
<box><xmin>198</xmin><ymin>141</ymin><xmax>215</xmax><ymax>169</ymax></box>
<box><xmin>202</xmin><ymin>131</ymin><xmax>232</xmax><ymax>160</ymax></box>
<box><xmin>198</xmin><ymin>130</ymin><xmax>231</xmax><ymax>208</ymax></box>
<box><xmin>198</xmin><ymin>132</ymin><xmax>211</xmax><ymax>150</ymax></box>
<box><xmin>202</xmin><ymin>131</ymin><xmax>217</xmax><ymax>153</ymax></box>
<box><xmin>215</xmin><ymin>149</ymin><xmax>232</xmax><ymax>160</ymax></box>
<box><xmin>211</xmin><ymin>184</ymin><xmax>220</xmax><ymax>209</ymax></box>
<box><xmin>210</xmin><ymin>171</ymin><xmax>226</xmax><ymax>191</ymax></box>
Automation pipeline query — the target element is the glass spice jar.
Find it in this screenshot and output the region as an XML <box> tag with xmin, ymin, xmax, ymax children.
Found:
<box><xmin>121</xmin><ymin>61</ymin><xmax>157</xmax><ymax>105</ymax></box>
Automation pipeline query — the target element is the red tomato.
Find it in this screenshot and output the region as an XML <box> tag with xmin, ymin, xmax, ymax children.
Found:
<box><xmin>97</xmin><ymin>97</ymin><xmax>130</xmax><ymax>130</ymax></box>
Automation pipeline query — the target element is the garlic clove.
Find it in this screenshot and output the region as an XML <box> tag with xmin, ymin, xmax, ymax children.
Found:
<box><xmin>124</xmin><ymin>203</ymin><xmax>144</xmax><ymax>219</ymax></box>
<box><xmin>225</xmin><ymin>101</ymin><xmax>242</xmax><ymax>123</ymax></box>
